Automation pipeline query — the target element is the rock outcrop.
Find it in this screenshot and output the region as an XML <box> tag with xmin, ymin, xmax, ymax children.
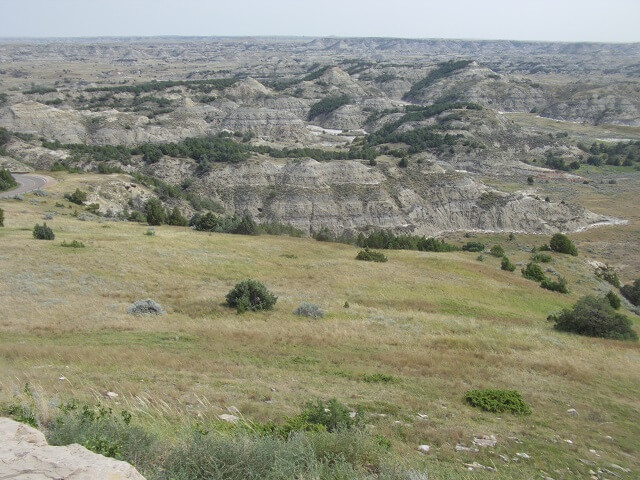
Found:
<box><xmin>195</xmin><ymin>158</ymin><xmax>612</xmax><ymax>236</ymax></box>
<box><xmin>0</xmin><ymin>417</ymin><xmax>146</xmax><ymax>480</ymax></box>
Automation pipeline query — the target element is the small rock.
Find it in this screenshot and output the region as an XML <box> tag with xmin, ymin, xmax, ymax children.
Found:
<box><xmin>516</xmin><ymin>452</ymin><xmax>530</xmax><ymax>459</ymax></box>
<box><xmin>416</xmin><ymin>413</ymin><xmax>428</xmax><ymax>419</ymax></box>
<box><xmin>609</xmin><ymin>464</ymin><xmax>631</xmax><ymax>473</ymax></box>
<box><xmin>349</xmin><ymin>411</ymin><xmax>357</xmax><ymax>418</ymax></box>
<box><xmin>499</xmin><ymin>454</ymin><xmax>510</xmax><ymax>463</ymax></box>
<box><xmin>463</xmin><ymin>462</ymin><xmax>495</xmax><ymax>472</ymax></box>
<box><xmin>589</xmin><ymin>449</ymin><xmax>600</xmax><ymax>457</ymax></box>
<box><xmin>564</xmin><ymin>439</ymin><xmax>574</xmax><ymax>444</ymax></box>
<box><xmin>218</xmin><ymin>414</ymin><xmax>239</xmax><ymax>423</ymax></box>
<box><xmin>567</xmin><ymin>408</ymin><xmax>578</xmax><ymax>415</ymax></box>
<box><xmin>127</xmin><ymin>299</ymin><xmax>165</xmax><ymax>316</ymax></box>
<box><xmin>417</xmin><ymin>445</ymin><xmax>430</xmax><ymax>454</ymax></box>
<box><xmin>227</xmin><ymin>406</ymin><xmax>240</xmax><ymax>415</ymax></box>
<box><xmin>105</xmin><ymin>391</ymin><xmax>118</xmax><ymax>399</ymax></box>
<box><xmin>58</xmin><ymin>376</ymin><xmax>67</xmax><ymax>381</ymax></box>
<box><xmin>456</xmin><ymin>444</ymin><xmax>479</xmax><ymax>452</ymax></box>
<box><xmin>473</xmin><ymin>434</ymin><xmax>497</xmax><ymax>447</ymax></box>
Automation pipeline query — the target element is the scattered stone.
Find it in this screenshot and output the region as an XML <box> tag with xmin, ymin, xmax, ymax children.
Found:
<box><xmin>601</xmin><ymin>468</ymin><xmax>622</xmax><ymax>478</ymax></box>
<box><xmin>349</xmin><ymin>411</ymin><xmax>357</xmax><ymax>418</ymax></box>
<box><xmin>464</xmin><ymin>462</ymin><xmax>496</xmax><ymax>472</ymax></box>
<box><xmin>564</xmin><ymin>439</ymin><xmax>574</xmax><ymax>444</ymax></box>
<box><xmin>609</xmin><ymin>464</ymin><xmax>631</xmax><ymax>473</ymax></box>
<box><xmin>567</xmin><ymin>408</ymin><xmax>578</xmax><ymax>415</ymax></box>
<box><xmin>507</xmin><ymin>436</ymin><xmax>522</xmax><ymax>444</ymax></box>
<box><xmin>589</xmin><ymin>449</ymin><xmax>600</xmax><ymax>457</ymax></box>
<box><xmin>0</xmin><ymin>417</ymin><xmax>145</xmax><ymax>479</ymax></box>
<box><xmin>227</xmin><ymin>406</ymin><xmax>240</xmax><ymax>415</ymax></box>
<box><xmin>473</xmin><ymin>434</ymin><xmax>497</xmax><ymax>447</ymax></box>
<box><xmin>405</xmin><ymin>471</ymin><xmax>429</xmax><ymax>480</ymax></box>
<box><xmin>499</xmin><ymin>454</ymin><xmax>510</xmax><ymax>463</ymax></box>
<box><xmin>516</xmin><ymin>452</ymin><xmax>530</xmax><ymax>459</ymax></box>
<box><xmin>127</xmin><ymin>299</ymin><xmax>165</xmax><ymax>316</ymax></box>
<box><xmin>58</xmin><ymin>376</ymin><xmax>67</xmax><ymax>381</ymax></box>
<box><xmin>105</xmin><ymin>391</ymin><xmax>119</xmax><ymax>399</ymax></box>
<box><xmin>456</xmin><ymin>444</ymin><xmax>479</xmax><ymax>453</ymax></box>
<box><xmin>416</xmin><ymin>413</ymin><xmax>428</xmax><ymax>419</ymax></box>
<box><xmin>218</xmin><ymin>414</ymin><xmax>239</xmax><ymax>423</ymax></box>
<box><xmin>417</xmin><ymin>445</ymin><xmax>430</xmax><ymax>454</ymax></box>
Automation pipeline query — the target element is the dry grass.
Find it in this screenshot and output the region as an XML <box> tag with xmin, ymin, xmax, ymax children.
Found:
<box><xmin>0</xmin><ymin>173</ymin><xmax>639</xmax><ymax>479</ymax></box>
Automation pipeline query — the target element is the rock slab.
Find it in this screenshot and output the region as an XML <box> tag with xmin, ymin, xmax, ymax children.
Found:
<box><xmin>0</xmin><ymin>417</ymin><xmax>146</xmax><ymax>480</ymax></box>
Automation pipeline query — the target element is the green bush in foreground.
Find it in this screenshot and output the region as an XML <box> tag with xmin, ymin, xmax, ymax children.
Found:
<box><xmin>465</xmin><ymin>389</ymin><xmax>531</xmax><ymax>415</ymax></box>
<box><xmin>33</xmin><ymin>223</ymin><xmax>55</xmax><ymax>240</ymax></box>
<box><xmin>501</xmin><ymin>256</ymin><xmax>516</xmax><ymax>272</ymax></box>
<box><xmin>549</xmin><ymin>233</ymin><xmax>578</xmax><ymax>256</ymax></box>
<box><xmin>548</xmin><ymin>295</ymin><xmax>638</xmax><ymax>341</ymax></box>
<box><xmin>226</xmin><ymin>279</ymin><xmax>277</xmax><ymax>313</ymax></box>
<box><xmin>355</xmin><ymin>248</ymin><xmax>388</xmax><ymax>263</ymax></box>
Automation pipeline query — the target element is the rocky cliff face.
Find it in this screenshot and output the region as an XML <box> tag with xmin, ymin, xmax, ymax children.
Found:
<box><xmin>194</xmin><ymin>158</ymin><xmax>611</xmax><ymax>236</ymax></box>
<box><xmin>0</xmin><ymin>417</ymin><xmax>146</xmax><ymax>480</ymax></box>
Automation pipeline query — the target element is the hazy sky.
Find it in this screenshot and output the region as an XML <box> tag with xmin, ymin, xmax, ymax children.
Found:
<box><xmin>2</xmin><ymin>0</ymin><xmax>639</xmax><ymax>42</ymax></box>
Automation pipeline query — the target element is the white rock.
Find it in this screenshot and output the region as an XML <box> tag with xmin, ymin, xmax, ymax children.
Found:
<box><xmin>417</xmin><ymin>444</ymin><xmax>430</xmax><ymax>454</ymax></box>
<box><xmin>0</xmin><ymin>417</ymin><xmax>145</xmax><ymax>479</ymax></box>
<box><xmin>516</xmin><ymin>452</ymin><xmax>531</xmax><ymax>459</ymax></box>
<box><xmin>58</xmin><ymin>376</ymin><xmax>67</xmax><ymax>381</ymax></box>
<box><xmin>106</xmin><ymin>391</ymin><xmax>119</xmax><ymax>399</ymax></box>
<box><xmin>456</xmin><ymin>444</ymin><xmax>479</xmax><ymax>452</ymax></box>
<box><xmin>219</xmin><ymin>414</ymin><xmax>239</xmax><ymax>423</ymax></box>
<box><xmin>473</xmin><ymin>434</ymin><xmax>497</xmax><ymax>447</ymax></box>
<box><xmin>564</xmin><ymin>439</ymin><xmax>574</xmax><ymax>444</ymax></box>
<box><xmin>610</xmin><ymin>464</ymin><xmax>631</xmax><ymax>473</ymax></box>
<box><xmin>416</xmin><ymin>413</ymin><xmax>428</xmax><ymax>419</ymax></box>
<box><xmin>567</xmin><ymin>408</ymin><xmax>578</xmax><ymax>415</ymax></box>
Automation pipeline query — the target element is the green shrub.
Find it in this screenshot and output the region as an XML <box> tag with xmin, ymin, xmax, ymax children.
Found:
<box><xmin>356</xmin><ymin>248</ymin><xmax>388</xmax><ymax>263</ymax></box>
<box><xmin>0</xmin><ymin>167</ymin><xmax>17</xmax><ymax>192</ymax></box>
<box><xmin>464</xmin><ymin>389</ymin><xmax>531</xmax><ymax>415</ymax></box>
<box><xmin>165</xmin><ymin>206</ymin><xmax>188</xmax><ymax>226</ymax></box>
<box><xmin>33</xmin><ymin>223</ymin><xmax>55</xmax><ymax>240</ymax></box>
<box><xmin>0</xmin><ymin>207</ymin><xmax>4</xmax><ymax>227</ymax></box>
<box><xmin>548</xmin><ymin>295</ymin><xmax>638</xmax><ymax>340</ymax></box>
<box><xmin>549</xmin><ymin>233</ymin><xmax>578</xmax><ymax>256</ymax></box>
<box><xmin>501</xmin><ymin>256</ymin><xmax>516</xmax><ymax>272</ymax></box>
<box><xmin>606</xmin><ymin>291</ymin><xmax>621</xmax><ymax>310</ymax></box>
<box><xmin>621</xmin><ymin>279</ymin><xmax>640</xmax><ymax>306</ymax></box>
<box><xmin>489</xmin><ymin>245</ymin><xmax>505</xmax><ymax>257</ymax></box>
<box><xmin>476</xmin><ymin>254</ymin><xmax>484</xmax><ymax>262</ymax></box>
<box><xmin>532</xmin><ymin>252</ymin><xmax>552</xmax><ymax>263</ymax></box>
<box><xmin>522</xmin><ymin>262</ymin><xmax>546</xmax><ymax>281</ymax></box>
<box><xmin>61</xmin><ymin>240</ymin><xmax>85</xmax><ymax>248</ymax></box>
<box><xmin>540</xmin><ymin>276</ymin><xmax>568</xmax><ymax>294</ymax></box>
<box><xmin>46</xmin><ymin>403</ymin><xmax>153</xmax><ymax>464</ymax></box>
<box><xmin>299</xmin><ymin>399</ymin><xmax>362</xmax><ymax>432</ymax></box>
<box><xmin>144</xmin><ymin>198</ymin><xmax>165</xmax><ymax>226</ymax></box>
<box><xmin>226</xmin><ymin>279</ymin><xmax>277</xmax><ymax>313</ymax></box>
<box><xmin>64</xmin><ymin>188</ymin><xmax>88</xmax><ymax>205</ymax></box>
<box><xmin>190</xmin><ymin>212</ymin><xmax>258</xmax><ymax>235</ymax></box>
<box><xmin>462</xmin><ymin>242</ymin><xmax>485</xmax><ymax>252</ymax></box>
<box><xmin>362</xmin><ymin>373</ymin><xmax>396</xmax><ymax>384</ymax></box>
<box><xmin>312</xmin><ymin>226</ymin><xmax>334</xmax><ymax>242</ymax></box>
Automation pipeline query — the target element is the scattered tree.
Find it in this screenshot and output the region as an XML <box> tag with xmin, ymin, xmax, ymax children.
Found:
<box><xmin>144</xmin><ymin>198</ymin><xmax>165</xmax><ymax>226</ymax></box>
<box><xmin>621</xmin><ymin>279</ymin><xmax>640</xmax><ymax>306</ymax></box>
<box><xmin>33</xmin><ymin>223</ymin><xmax>55</xmax><ymax>240</ymax></box>
<box><xmin>226</xmin><ymin>279</ymin><xmax>277</xmax><ymax>313</ymax></box>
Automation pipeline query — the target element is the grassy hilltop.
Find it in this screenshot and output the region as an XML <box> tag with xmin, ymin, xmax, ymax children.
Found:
<box><xmin>0</xmin><ymin>173</ymin><xmax>639</xmax><ymax>479</ymax></box>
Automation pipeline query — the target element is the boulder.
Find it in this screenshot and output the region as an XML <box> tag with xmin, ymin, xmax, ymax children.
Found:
<box><xmin>0</xmin><ymin>417</ymin><xmax>146</xmax><ymax>479</ymax></box>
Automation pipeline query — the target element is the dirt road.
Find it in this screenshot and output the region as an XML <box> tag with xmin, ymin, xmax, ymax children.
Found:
<box><xmin>0</xmin><ymin>174</ymin><xmax>57</xmax><ymax>198</ymax></box>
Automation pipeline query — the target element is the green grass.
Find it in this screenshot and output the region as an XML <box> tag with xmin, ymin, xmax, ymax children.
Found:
<box><xmin>0</xmin><ymin>172</ymin><xmax>639</xmax><ymax>479</ymax></box>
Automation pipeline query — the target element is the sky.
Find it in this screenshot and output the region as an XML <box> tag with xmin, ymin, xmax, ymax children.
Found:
<box><xmin>1</xmin><ymin>0</ymin><xmax>639</xmax><ymax>43</ymax></box>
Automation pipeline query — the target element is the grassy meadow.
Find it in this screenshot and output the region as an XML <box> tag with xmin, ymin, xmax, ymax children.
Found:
<box><xmin>0</xmin><ymin>173</ymin><xmax>639</xmax><ymax>479</ymax></box>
